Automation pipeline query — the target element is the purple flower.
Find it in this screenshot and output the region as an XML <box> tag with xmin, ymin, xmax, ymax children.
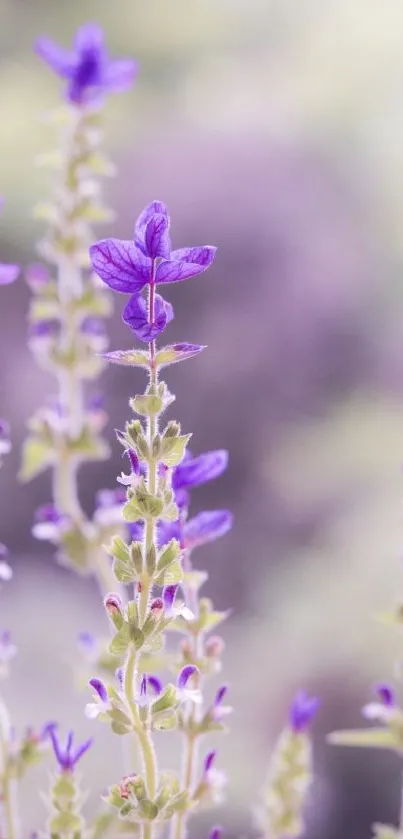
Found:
<box><xmin>183</xmin><ymin>510</ymin><xmax>233</xmax><ymax>550</ymax></box>
<box><xmin>47</xmin><ymin>725</ymin><xmax>92</xmax><ymax>772</ymax></box>
<box><xmin>138</xmin><ymin>674</ymin><xmax>163</xmax><ymax>706</ymax></box>
<box><xmin>86</xmin><ymin>678</ymin><xmax>110</xmax><ymax>719</ymax></box>
<box><xmin>289</xmin><ymin>690</ymin><xmax>320</xmax><ymax>732</ymax></box>
<box><xmin>32</xmin><ymin>504</ymin><xmax>69</xmax><ymax>542</ymax></box>
<box><xmin>89</xmin><ymin>201</ymin><xmax>216</xmax><ymax>295</ymax></box>
<box><xmin>204</xmin><ymin>750</ymin><xmax>217</xmax><ymax>774</ymax></box>
<box><xmin>77</xmin><ymin>631</ymin><xmax>98</xmax><ymax>662</ymax></box>
<box><xmin>362</xmin><ymin>683</ymin><xmax>398</xmax><ymax>723</ymax></box>
<box><xmin>210</xmin><ymin>685</ymin><xmax>232</xmax><ymax>721</ymax></box>
<box><xmin>177</xmin><ymin>665</ymin><xmax>202</xmax><ymax>704</ymax></box>
<box><xmin>209</xmin><ymin>828</ymin><xmax>223</xmax><ymax>839</ymax></box>
<box><xmin>173</xmin><ymin>450</ymin><xmax>228</xmax><ymax>491</ymax></box>
<box><xmin>0</xmin><ymin>630</ymin><xmax>16</xmax><ymax>663</ymax></box>
<box><xmin>122</xmin><ymin>292</ymin><xmax>174</xmax><ymax>343</ymax></box>
<box><xmin>35</xmin><ymin>23</ymin><xmax>137</xmax><ymax>105</ymax></box>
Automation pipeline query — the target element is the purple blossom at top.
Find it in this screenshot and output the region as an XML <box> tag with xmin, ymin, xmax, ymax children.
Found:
<box><xmin>89</xmin><ymin>201</ymin><xmax>216</xmax><ymax>342</ymax></box>
<box><xmin>0</xmin><ymin>199</ymin><xmax>19</xmax><ymax>286</ymax></box>
<box><xmin>35</xmin><ymin>23</ymin><xmax>137</xmax><ymax>105</ymax></box>
<box><xmin>289</xmin><ymin>690</ymin><xmax>320</xmax><ymax>732</ymax></box>
<box><xmin>47</xmin><ymin>724</ymin><xmax>92</xmax><ymax>772</ymax></box>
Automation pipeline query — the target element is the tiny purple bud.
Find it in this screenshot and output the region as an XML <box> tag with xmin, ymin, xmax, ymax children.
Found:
<box><xmin>89</xmin><ymin>678</ymin><xmax>108</xmax><ymax>704</ymax></box>
<box><xmin>104</xmin><ymin>593</ymin><xmax>124</xmax><ymax>617</ymax></box>
<box><xmin>25</xmin><ymin>261</ymin><xmax>50</xmax><ymax>290</ymax></box>
<box><xmin>289</xmin><ymin>690</ymin><xmax>320</xmax><ymax>733</ymax></box>
<box><xmin>150</xmin><ymin>598</ymin><xmax>164</xmax><ymax>618</ymax></box>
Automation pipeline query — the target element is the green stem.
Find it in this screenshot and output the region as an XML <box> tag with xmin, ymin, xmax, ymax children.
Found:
<box><xmin>173</xmin><ymin>734</ymin><xmax>197</xmax><ymax>839</ymax></box>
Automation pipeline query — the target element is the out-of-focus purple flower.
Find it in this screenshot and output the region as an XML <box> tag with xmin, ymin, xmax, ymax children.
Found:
<box><xmin>47</xmin><ymin>724</ymin><xmax>92</xmax><ymax>772</ymax></box>
<box><xmin>94</xmin><ymin>487</ymin><xmax>126</xmax><ymax>527</ymax></box>
<box><xmin>210</xmin><ymin>685</ymin><xmax>232</xmax><ymax>721</ymax></box>
<box><xmin>362</xmin><ymin>683</ymin><xmax>398</xmax><ymax>723</ymax></box>
<box><xmin>177</xmin><ymin>665</ymin><xmax>202</xmax><ymax>704</ymax></box>
<box><xmin>77</xmin><ymin>631</ymin><xmax>98</xmax><ymax>662</ymax></box>
<box><xmin>35</xmin><ymin>23</ymin><xmax>137</xmax><ymax>106</ymax></box>
<box><xmin>173</xmin><ymin>450</ymin><xmax>228</xmax><ymax>491</ymax></box>
<box><xmin>28</xmin><ymin>320</ymin><xmax>58</xmax><ymax>342</ymax></box>
<box><xmin>25</xmin><ymin>262</ymin><xmax>50</xmax><ymax>291</ymax></box>
<box><xmin>289</xmin><ymin>690</ymin><xmax>320</xmax><ymax>733</ymax></box>
<box><xmin>182</xmin><ymin>510</ymin><xmax>233</xmax><ymax>551</ymax></box>
<box><xmin>32</xmin><ymin>504</ymin><xmax>69</xmax><ymax>542</ymax></box>
<box><xmin>89</xmin><ymin>201</ymin><xmax>216</xmax><ymax>295</ymax></box>
<box><xmin>122</xmin><ymin>292</ymin><xmax>174</xmax><ymax>343</ymax></box>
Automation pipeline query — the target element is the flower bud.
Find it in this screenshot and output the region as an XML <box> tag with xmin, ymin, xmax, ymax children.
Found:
<box><xmin>104</xmin><ymin>593</ymin><xmax>125</xmax><ymax>629</ymax></box>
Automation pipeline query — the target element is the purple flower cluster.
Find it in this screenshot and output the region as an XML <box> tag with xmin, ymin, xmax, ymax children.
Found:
<box><xmin>36</xmin><ymin>23</ymin><xmax>137</xmax><ymax>106</ymax></box>
<box><xmin>90</xmin><ymin>201</ymin><xmax>216</xmax><ymax>343</ymax></box>
<box><xmin>126</xmin><ymin>446</ymin><xmax>232</xmax><ymax>552</ymax></box>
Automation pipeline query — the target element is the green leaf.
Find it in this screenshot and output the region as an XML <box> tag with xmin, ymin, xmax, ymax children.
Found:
<box><xmin>154</xmin><ymin>344</ymin><xmax>206</xmax><ymax>368</ymax></box>
<box><xmin>156</xmin><ymin>539</ymin><xmax>181</xmax><ymax>574</ymax></box>
<box><xmin>327</xmin><ymin>728</ymin><xmax>398</xmax><ymax>750</ymax></box>
<box><xmin>138</xmin><ymin>799</ymin><xmax>158</xmax><ymax>820</ymax></box>
<box><xmin>113</xmin><ymin>561</ymin><xmax>137</xmax><ymax>585</ymax></box>
<box><xmin>102</xmin><ymin>349</ymin><xmax>150</xmax><ymax>368</ymax></box>
<box><xmin>160</xmin><ymin>434</ymin><xmax>192</xmax><ymax>467</ymax></box>
<box><xmin>19</xmin><ymin>437</ymin><xmax>54</xmax><ymax>481</ymax></box>
<box><xmin>155</xmin><ymin>560</ymin><xmax>183</xmax><ymax>587</ymax></box>
<box><xmin>132</xmin><ymin>393</ymin><xmax>164</xmax><ymax>417</ymax></box>
<box><xmin>109</xmin><ymin>625</ymin><xmax>131</xmax><ymax>656</ymax></box>
<box><xmin>152</xmin><ymin>711</ymin><xmax>177</xmax><ymax>731</ymax></box>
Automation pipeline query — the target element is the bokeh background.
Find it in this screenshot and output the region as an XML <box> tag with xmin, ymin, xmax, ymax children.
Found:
<box><xmin>2</xmin><ymin>0</ymin><xmax>403</xmax><ymax>835</ymax></box>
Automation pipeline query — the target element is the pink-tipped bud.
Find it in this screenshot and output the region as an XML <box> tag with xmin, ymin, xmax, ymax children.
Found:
<box><xmin>205</xmin><ymin>636</ymin><xmax>225</xmax><ymax>658</ymax></box>
<box><xmin>119</xmin><ymin>774</ymin><xmax>138</xmax><ymax>800</ymax></box>
<box><xmin>150</xmin><ymin>598</ymin><xmax>164</xmax><ymax>619</ymax></box>
<box><xmin>104</xmin><ymin>593</ymin><xmax>123</xmax><ymax>615</ymax></box>
<box><xmin>104</xmin><ymin>593</ymin><xmax>124</xmax><ymax>629</ymax></box>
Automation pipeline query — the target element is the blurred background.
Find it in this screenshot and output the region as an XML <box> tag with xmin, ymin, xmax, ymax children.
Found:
<box><xmin>2</xmin><ymin>0</ymin><xmax>403</xmax><ymax>835</ymax></box>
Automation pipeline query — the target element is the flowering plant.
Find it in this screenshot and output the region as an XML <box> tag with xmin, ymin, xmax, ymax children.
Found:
<box><xmin>0</xmin><ymin>19</ymin><xmax>324</xmax><ymax>839</ymax></box>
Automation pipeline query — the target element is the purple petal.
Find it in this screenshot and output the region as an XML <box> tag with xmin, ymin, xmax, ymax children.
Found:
<box><xmin>126</xmin><ymin>448</ymin><xmax>140</xmax><ymax>475</ymax></box>
<box><xmin>146</xmin><ymin>675</ymin><xmax>163</xmax><ymax>695</ymax></box>
<box><xmin>129</xmin><ymin>521</ymin><xmax>145</xmax><ymax>541</ymax></box>
<box><xmin>0</xmin><ymin>264</ymin><xmax>19</xmax><ymax>286</ymax></box>
<box><xmin>178</xmin><ymin>665</ymin><xmax>198</xmax><ymax>690</ymax></box>
<box><xmin>104</xmin><ymin>59</ymin><xmax>138</xmax><ymax>92</ymax></box>
<box><xmin>72</xmin><ymin>737</ymin><xmax>92</xmax><ymax>767</ymax></box>
<box><xmin>209</xmin><ymin>828</ymin><xmax>223</xmax><ymax>839</ymax></box>
<box><xmin>90</xmin><ymin>239</ymin><xmax>150</xmax><ymax>293</ymax></box>
<box><xmin>171</xmin><ymin>246</ymin><xmax>217</xmax><ymax>269</ymax></box>
<box><xmin>135</xmin><ymin>201</ymin><xmax>169</xmax><ymax>250</ymax></box>
<box><xmin>122</xmin><ymin>293</ymin><xmax>173</xmax><ymax>343</ymax></box>
<box><xmin>214</xmin><ymin>685</ymin><xmax>228</xmax><ymax>706</ymax></box>
<box><xmin>163</xmin><ymin>584</ymin><xmax>178</xmax><ymax>612</ymax></box>
<box><xmin>35</xmin><ymin>37</ymin><xmax>74</xmax><ymax>77</ymax></box>
<box><xmin>74</xmin><ymin>23</ymin><xmax>104</xmax><ymax>52</ymax></box>
<box><xmin>140</xmin><ymin>674</ymin><xmax>147</xmax><ymax>697</ymax></box>
<box><xmin>89</xmin><ymin>678</ymin><xmax>108</xmax><ymax>703</ymax></box>
<box><xmin>155</xmin><ymin>258</ymin><xmax>210</xmax><ymax>284</ymax></box>
<box><xmin>204</xmin><ymin>750</ymin><xmax>216</xmax><ymax>773</ymax></box>
<box><xmin>184</xmin><ymin>510</ymin><xmax>233</xmax><ymax>550</ymax></box>
<box><xmin>48</xmin><ymin>725</ymin><xmax>64</xmax><ymax>767</ymax></box>
<box><xmin>145</xmin><ymin>214</ymin><xmax>171</xmax><ymax>259</ymax></box>
<box><xmin>289</xmin><ymin>690</ymin><xmax>320</xmax><ymax>732</ymax></box>
<box><xmin>173</xmin><ymin>450</ymin><xmax>228</xmax><ymax>490</ymax></box>
<box><xmin>157</xmin><ymin>520</ymin><xmax>182</xmax><ymax>548</ymax></box>
<box><xmin>34</xmin><ymin>504</ymin><xmax>63</xmax><ymax>524</ymax></box>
